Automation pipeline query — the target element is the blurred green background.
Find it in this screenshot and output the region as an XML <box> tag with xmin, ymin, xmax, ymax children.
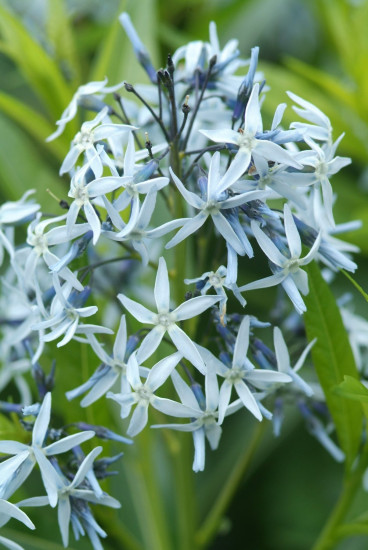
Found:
<box><xmin>1</xmin><ymin>0</ymin><xmax>368</xmax><ymax>549</ymax></box>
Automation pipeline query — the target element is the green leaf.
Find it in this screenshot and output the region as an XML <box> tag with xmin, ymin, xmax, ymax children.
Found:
<box><xmin>304</xmin><ymin>262</ymin><xmax>363</xmax><ymax>470</ymax></box>
<box><xmin>45</xmin><ymin>0</ymin><xmax>81</xmax><ymax>87</ymax></box>
<box><xmin>0</xmin><ymin>5</ymin><xmax>74</xmax><ymax>122</ymax></box>
<box><xmin>335</xmin><ymin>376</ymin><xmax>368</xmax><ymax>420</ymax></box>
<box><xmin>285</xmin><ymin>57</ymin><xmax>357</xmax><ymax>110</ymax></box>
<box><xmin>0</xmin><ymin>113</ymin><xmax>66</xmax><ymax>204</ymax></box>
<box><xmin>0</xmin><ymin>91</ymin><xmax>68</xmax><ymax>163</ymax></box>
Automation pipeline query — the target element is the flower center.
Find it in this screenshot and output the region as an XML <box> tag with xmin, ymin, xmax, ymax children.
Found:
<box><xmin>73</xmin><ymin>129</ymin><xmax>95</xmax><ymax>149</ymax></box>
<box><xmin>29</xmin><ymin>233</ymin><xmax>48</xmax><ymax>255</ymax></box>
<box><xmin>315</xmin><ymin>160</ymin><xmax>328</xmax><ymax>178</ymax></box>
<box><xmin>71</xmin><ymin>185</ymin><xmax>89</xmax><ymax>206</ymax></box>
<box><xmin>156</xmin><ymin>313</ymin><xmax>173</xmax><ymax>328</ymax></box>
<box><xmin>208</xmin><ymin>273</ymin><xmax>224</xmax><ymax>288</ymax></box>
<box><xmin>238</xmin><ymin>131</ymin><xmax>256</xmax><ymax>152</ymax></box>
<box><xmin>225</xmin><ymin>365</ymin><xmax>244</xmax><ymax>383</ymax></box>
<box><xmin>136</xmin><ymin>386</ymin><xmax>152</xmax><ymax>402</ymax></box>
<box><xmin>287</xmin><ymin>259</ymin><xmax>300</xmax><ymax>273</ymax></box>
<box><xmin>205</xmin><ymin>200</ymin><xmax>220</xmax><ymax>215</ymax></box>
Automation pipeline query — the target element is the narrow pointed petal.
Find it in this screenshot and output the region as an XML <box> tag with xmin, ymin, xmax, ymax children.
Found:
<box><xmin>233</xmin><ymin>316</ymin><xmax>250</xmax><ymax>366</ymax></box>
<box><xmin>273</xmin><ymin>327</ymin><xmax>290</xmax><ymax>372</ymax></box>
<box><xmin>165</xmin><ymin>213</ymin><xmax>208</xmax><ymax>249</ymax></box>
<box><xmin>113</xmin><ymin>315</ymin><xmax>127</xmax><ymax>362</ymax></box>
<box><xmin>244</xmin><ymin>83</ymin><xmax>262</xmax><ymax>134</ymax></box>
<box><xmin>154</xmin><ymin>257</ymin><xmax>170</xmax><ymax>312</ymax></box>
<box><xmin>147</xmin><ymin>352</ymin><xmax>182</xmax><ymax>391</ymax></box>
<box><xmin>281</xmin><ymin>276</ymin><xmax>306</xmax><ymax>315</ymax></box>
<box><xmin>118</xmin><ymin>294</ymin><xmax>155</xmax><ymax>323</ymax></box>
<box><xmin>294</xmin><ymin>338</ymin><xmax>316</xmax><ymax>373</ymax></box>
<box><xmin>169</xmin><ymin>168</ymin><xmax>204</xmax><ymax>209</ymax></box>
<box><xmin>44</xmin><ymin>431</ymin><xmax>95</xmax><ymax>456</ymax></box>
<box><xmin>136</xmin><ymin>325</ymin><xmax>166</xmax><ymax>364</ymax></box>
<box><xmin>283</xmin><ymin>204</ymin><xmax>301</xmax><ymax>258</ymax></box>
<box><xmin>218</xmin><ymin>380</ymin><xmax>232</xmax><ymax>424</ymax></box>
<box><xmin>235</xmin><ymin>380</ymin><xmax>262</xmax><ymax>421</ymax></box>
<box><xmin>251</xmin><ymin>221</ymin><xmax>287</xmax><ymax>267</ymax></box>
<box><xmin>127</xmin><ymin>402</ymin><xmax>149</xmax><ymax>436</ymax></box>
<box><xmin>70</xmin><ymin>447</ymin><xmax>103</xmax><ymax>489</ymax></box>
<box><xmin>168</xmin><ymin>325</ymin><xmax>205</xmax><ymax>372</ymax></box>
<box><xmin>33</xmin><ymin>447</ymin><xmax>59</xmax><ymax>507</ymax></box>
<box><xmin>80</xmin><ymin>370</ymin><xmax>119</xmax><ymax>407</ymax></box>
<box><xmin>192</xmin><ymin>428</ymin><xmax>206</xmax><ymax>472</ymax></box>
<box><xmin>174</xmin><ymin>295</ymin><xmax>220</xmax><ymax>322</ymax></box>
<box><xmin>212</xmin><ymin>212</ymin><xmax>245</xmax><ymax>255</ymax></box>
<box><xmin>32</xmin><ymin>392</ymin><xmax>51</xmax><ymax>447</ymax></box>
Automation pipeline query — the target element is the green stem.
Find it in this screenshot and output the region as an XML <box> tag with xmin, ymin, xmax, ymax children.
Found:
<box><xmin>172</xmin><ymin>433</ymin><xmax>198</xmax><ymax>550</ymax></box>
<box><xmin>195</xmin><ymin>421</ymin><xmax>267</xmax><ymax>548</ymax></box>
<box><xmin>312</xmin><ymin>443</ymin><xmax>368</xmax><ymax>550</ymax></box>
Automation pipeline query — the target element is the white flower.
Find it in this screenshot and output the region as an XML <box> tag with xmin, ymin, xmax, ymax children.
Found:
<box><xmin>297</xmin><ymin>135</ymin><xmax>351</xmax><ymax>227</ymax></box>
<box><xmin>107</xmin><ymin>351</ymin><xmax>183</xmax><ymax>436</ymax></box>
<box><xmin>47</xmin><ymin>78</ymin><xmax>125</xmax><ymax>142</ymax></box>
<box><xmin>25</xmin><ymin>213</ymin><xmax>89</xmax><ymax>290</ymax></box>
<box><xmin>199</xmin><ymin>83</ymin><xmax>302</xmax><ymax>183</ymax></box>
<box><xmin>0</xmin><ymin>393</ymin><xmax>95</xmax><ymax>506</ymax></box>
<box><xmin>152</xmin><ymin>369</ymin><xmax>230</xmax><ymax>472</ymax></box>
<box><xmin>66</xmin><ymin>315</ymin><xmax>132</xmax><ymax>408</ymax></box>
<box><xmin>0</xmin><ymin>191</ymin><xmax>40</xmax><ymax>264</ymax></box>
<box><xmin>32</xmin><ymin>276</ymin><xmax>112</xmax><ymax>348</ymax></box>
<box><xmin>198</xmin><ymin>316</ymin><xmax>292</xmax><ymax>423</ymax></box>
<box><xmin>17</xmin><ymin>447</ymin><xmax>120</xmax><ymax>548</ymax></box>
<box><xmin>239</xmin><ymin>204</ymin><xmax>322</xmax><ymax>314</ymax></box>
<box><xmin>0</xmin><ymin>499</ymin><xmax>35</xmax><ymax>550</ymax></box>
<box><xmin>166</xmin><ymin>151</ymin><xmax>267</xmax><ymax>255</ymax></box>
<box><xmin>273</xmin><ymin>326</ymin><xmax>316</xmax><ymax>396</ymax></box>
<box><xmin>60</xmin><ymin>107</ymin><xmax>136</xmax><ymax>177</ymax></box>
<box><xmin>118</xmin><ymin>257</ymin><xmax>221</xmax><ymax>371</ymax></box>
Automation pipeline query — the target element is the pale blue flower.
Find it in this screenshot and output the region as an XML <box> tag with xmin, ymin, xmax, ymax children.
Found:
<box><xmin>273</xmin><ymin>326</ymin><xmax>316</xmax><ymax>396</ymax></box>
<box><xmin>200</xmin><ymin>83</ymin><xmax>302</xmax><ymax>183</ymax></box>
<box><xmin>197</xmin><ymin>316</ymin><xmax>291</xmax><ymax>423</ymax></box>
<box><xmin>107</xmin><ymin>351</ymin><xmax>183</xmax><ymax>436</ymax></box>
<box><xmin>184</xmin><ymin>265</ymin><xmax>246</xmax><ymax>323</ymax></box>
<box><xmin>118</xmin><ymin>257</ymin><xmax>221</xmax><ymax>371</ymax></box>
<box><xmin>0</xmin><ymin>191</ymin><xmax>40</xmax><ymax>265</ymax></box>
<box><xmin>151</xmin><ymin>369</ymin><xmax>241</xmax><ymax>472</ymax></box>
<box><xmin>17</xmin><ymin>447</ymin><xmax>120</xmax><ymax>548</ymax></box>
<box><xmin>0</xmin><ymin>393</ymin><xmax>95</xmax><ymax>506</ymax></box>
<box><xmin>66</xmin><ymin>315</ymin><xmax>133</xmax><ymax>409</ymax></box>
<box><xmin>0</xmin><ymin>499</ymin><xmax>35</xmax><ymax>550</ymax></box>
<box><xmin>239</xmin><ymin>204</ymin><xmax>322</xmax><ymax>314</ymax></box>
<box><xmin>60</xmin><ymin>106</ymin><xmax>136</xmax><ymax>177</ymax></box>
<box><xmin>166</xmin><ymin>151</ymin><xmax>267</xmax><ymax>255</ymax></box>
<box><xmin>47</xmin><ymin>78</ymin><xmax>126</xmax><ymax>142</ymax></box>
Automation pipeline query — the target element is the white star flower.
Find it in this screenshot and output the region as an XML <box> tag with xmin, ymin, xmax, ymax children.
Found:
<box><xmin>118</xmin><ymin>257</ymin><xmax>221</xmax><ymax>371</ymax></box>
<box><xmin>239</xmin><ymin>204</ymin><xmax>322</xmax><ymax>314</ymax></box>
<box><xmin>0</xmin><ymin>393</ymin><xmax>95</xmax><ymax>506</ymax></box>
<box><xmin>199</xmin><ymin>83</ymin><xmax>302</xmax><ymax>183</ymax></box>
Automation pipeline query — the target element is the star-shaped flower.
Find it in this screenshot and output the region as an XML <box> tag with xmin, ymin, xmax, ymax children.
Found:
<box><xmin>118</xmin><ymin>257</ymin><xmax>221</xmax><ymax>371</ymax></box>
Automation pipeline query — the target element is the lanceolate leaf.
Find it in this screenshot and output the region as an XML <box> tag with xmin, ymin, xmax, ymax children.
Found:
<box><xmin>335</xmin><ymin>376</ymin><xmax>368</xmax><ymax>419</ymax></box>
<box><xmin>304</xmin><ymin>262</ymin><xmax>363</xmax><ymax>471</ymax></box>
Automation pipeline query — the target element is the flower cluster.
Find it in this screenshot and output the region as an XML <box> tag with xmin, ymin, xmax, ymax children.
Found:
<box><xmin>0</xmin><ymin>12</ymin><xmax>359</xmax><ymax>550</ymax></box>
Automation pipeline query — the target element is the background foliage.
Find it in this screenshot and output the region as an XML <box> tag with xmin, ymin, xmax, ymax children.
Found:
<box><xmin>1</xmin><ymin>0</ymin><xmax>368</xmax><ymax>548</ymax></box>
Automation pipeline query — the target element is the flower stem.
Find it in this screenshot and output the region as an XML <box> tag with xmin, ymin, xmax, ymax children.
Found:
<box><xmin>195</xmin><ymin>420</ymin><xmax>267</xmax><ymax>548</ymax></box>
<box><xmin>312</xmin><ymin>443</ymin><xmax>368</xmax><ymax>550</ymax></box>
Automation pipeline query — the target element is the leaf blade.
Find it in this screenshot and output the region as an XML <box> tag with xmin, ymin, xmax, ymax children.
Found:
<box><xmin>304</xmin><ymin>262</ymin><xmax>363</xmax><ymax>470</ymax></box>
